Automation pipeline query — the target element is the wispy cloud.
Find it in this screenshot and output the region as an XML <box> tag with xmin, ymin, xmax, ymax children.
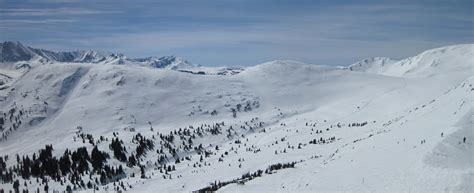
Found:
<box><xmin>0</xmin><ymin>19</ymin><xmax>75</xmax><ymax>24</ymax></box>
<box><xmin>0</xmin><ymin>8</ymin><xmax>119</xmax><ymax>16</ymax></box>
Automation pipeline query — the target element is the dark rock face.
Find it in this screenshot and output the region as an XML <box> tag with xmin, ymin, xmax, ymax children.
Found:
<box><xmin>0</xmin><ymin>41</ymin><xmax>35</xmax><ymax>62</ymax></box>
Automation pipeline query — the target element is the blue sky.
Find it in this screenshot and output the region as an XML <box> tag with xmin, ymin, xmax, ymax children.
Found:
<box><xmin>0</xmin><ymin>0</ymin><xmax>472</xmax><ymax>66</ymax></box>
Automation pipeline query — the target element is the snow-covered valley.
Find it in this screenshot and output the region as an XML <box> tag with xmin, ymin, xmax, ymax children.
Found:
<box><xmin>0</xmin><ymin>42</ymin><xmax>472</xmax><ymax>193</ymax></box>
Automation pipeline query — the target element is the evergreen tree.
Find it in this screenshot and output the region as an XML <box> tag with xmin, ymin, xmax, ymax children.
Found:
<box><xmin>128</xmin><ymin>155</ymin><xmax>136</xmax><ymax>167</ymax></box>
<box><xmin>110</xmin><ymin>138</ymin><xmax>127</xmax><ymax>162</ymax></box>
<box><xmin>140</xmin><ymin>166</ymin><xmax>146</xmax><ymax>179</ymax></box>
<box><xmin>91</xmin><ymin>146</ymin><xmax>108</xmax><ymax>172</ymax></box>
<box><xmin>13</xmin><ymin>179</ymin><xmax>20</xmax><ymax>193</ymax></box>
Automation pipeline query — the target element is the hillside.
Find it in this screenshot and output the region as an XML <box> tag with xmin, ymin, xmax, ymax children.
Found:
<box><xmin>347</xmin><ymin>44</ymin><xmax>473</xmax><ymax>78</ymax></box>
<box><xmin>347</xmin><ymin>57</ymin><xmax>398</xmax><ymax>73</ymax></box>
<box><xmin>0</xmin><ymin>43</ymin><xmax>472</xmax><ymax>193</ymax></box>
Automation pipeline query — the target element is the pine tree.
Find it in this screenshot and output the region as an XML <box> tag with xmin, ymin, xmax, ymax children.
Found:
<box><xmin>128</xmin><ymin>155</ymin><xmax>136</xmax><ymax>167</ymax></box>
<box><xmin>66</xmin><ymin>185</ymin><xmax>72</xmax><ymax>193</ymax></box>
<box><xmin>13</xmin><ymin>179</ymin><xmax>20</xmax><ymax>193</ymax></box>
<box><xmin>140</xmin><ymin>166</ymin><xmax>146</xmax><ymax>179</ymax></box>
<box><xmin>91</xmin><ymin>146</ymin><xmax>108</xmax><ymax>172</ymax></box>
<box><xmin>110</xmin><ymin>138</ymin><xmax>127</xmax><ymax>162</ymax></box>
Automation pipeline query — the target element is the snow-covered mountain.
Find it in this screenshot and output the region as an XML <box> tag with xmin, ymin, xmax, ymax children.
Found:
<box><xmin>347</xmin><ymin>57</ymin><xmax>398</xmax><ymax>73</ymax></box>
<box><xmin>0</xmin><ymin>43</ymin><xmax>472</xmax><ymax>193</ymax></box>
<box><xmin>0</xmin><ymin>41</ymin><xmax>109</xmax><ymax>64</ymax></box>
<box><xmin>134</xmin><ymin>56</ymin><xmax>196</xmax><ymax>70</ymax></box>
<box><xmin>347</xmin><ymin>44</ymin><xmax>473</xmax><ymax>77</ymax></box>
<box><xmin>0</xmin><ymin>41</ymin><xmax>37</xmax><ymax>63</ymax></box>
<box><xmin>0</xmin><ymin>41</ymin><xmax>198</xmax><ymax>70</ymax></box>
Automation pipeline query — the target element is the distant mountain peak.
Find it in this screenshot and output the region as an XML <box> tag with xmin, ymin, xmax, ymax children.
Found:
<box><xmin>0</xmin><ymin>41</ymin><xmax>37</xmax><ymax>62</ymax></box>
<box><xmin>134</xmin><ymin>55</ymin><xmax>196</xmax><ymax>70</ymax></box>
<box><xmin>0</xmin><ymin>41</ymin><xmax>197</xmax><ymax>70</ymax></box>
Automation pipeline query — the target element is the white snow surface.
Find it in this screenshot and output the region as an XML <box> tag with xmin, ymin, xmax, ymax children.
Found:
<box><xmin>347</xmin><ymin>44</ymin><xmax>473</xmax><ymax>78</ymax></box>
<box><xmin>347</xmin><ymin>57</ymin><xmax>398</xmax><ymax>73</ymax></box>
<box><xmin>0</xmin><ymin>43</ymin><xmax>473</xmax><ymax>193</ymax></box>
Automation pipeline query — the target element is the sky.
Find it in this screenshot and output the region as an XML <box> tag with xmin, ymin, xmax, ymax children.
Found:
<box><xmin>0</xmin><ymin>0</ymin><xmax>473</xmax><ymax>66</ymax></box>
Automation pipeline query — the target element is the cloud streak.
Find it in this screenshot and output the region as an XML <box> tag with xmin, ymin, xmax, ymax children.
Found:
<box><xmin>0</xmin><ymin>8</ymin><xmax>119</xmax><ymax>16</ymax></box>
<box><xmin>0</xmin><ymin>19</ymin><xmax>75</xmax><ymax>24</ymax></box>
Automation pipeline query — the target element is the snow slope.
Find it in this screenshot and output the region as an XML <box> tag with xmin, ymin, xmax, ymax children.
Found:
<box><xmin>347</xmin><ymin>57</ymin><xmax>398</xmax><ymax>73</ymax></box>
<box><xmin>0</xmin><ymin>43</ymin><xmax>472</xmax><ymax>193</ymax></box>
<box><xmin>347</xmin><ymin>44</ymin><xmax>473</xmax><ymax>78</ymax></box>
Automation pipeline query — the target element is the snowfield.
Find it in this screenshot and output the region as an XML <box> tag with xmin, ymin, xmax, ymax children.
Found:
<box><xmin>0</xmin><ymin>42</ymin><xmax>472</xmax><ymax>193</ymax></box>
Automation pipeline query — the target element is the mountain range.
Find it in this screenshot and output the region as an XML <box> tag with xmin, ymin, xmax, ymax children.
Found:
<box><xmin>0</xmin><ymin>41</ymin><xmax>472</xmax><ymax>193</ymax></box>
<box><xmin>0</xmin><ymin>41</ymin><xmax>195</xmax><ymax>70</ymax></box>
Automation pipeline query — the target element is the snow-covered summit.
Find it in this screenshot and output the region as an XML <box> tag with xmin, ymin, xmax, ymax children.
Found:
<box><xmin>382</xmin><ymin>44</ymin><xmax>474</xmax><ymax>77</ymax></box>
<box><xmin>0</xmin><ymin>41</ymin><xmax>197</xmax><ymax>70</ymax></box>
<box><xmin>346</xmin><ymin>44</ymin><xmax>474</xmax><ymax>77</ymax></box>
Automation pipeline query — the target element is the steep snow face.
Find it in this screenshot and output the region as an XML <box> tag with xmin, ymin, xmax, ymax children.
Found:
<box><xmin>0</xmin><ymin>44</ymin><xmax>472</xmax><ymax>193</ymax></box>
<box><xmin>348</xmin><ymin>44</ymin><xmax>474</xmax><ymax>78</ymax></box>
